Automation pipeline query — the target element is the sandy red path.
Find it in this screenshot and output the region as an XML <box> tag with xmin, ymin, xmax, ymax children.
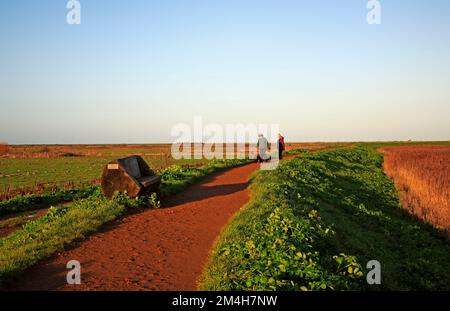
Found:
<box><xmin>9</xmin><ymin>163</ymin><xmax>259</xmax><ymax>291</ymax></box>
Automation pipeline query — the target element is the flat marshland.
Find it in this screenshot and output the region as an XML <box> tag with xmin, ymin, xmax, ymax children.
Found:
<box><xmin>1</xmin><ymin>142</ymin><xmax>449</xmax><ymax>290</ymax></box>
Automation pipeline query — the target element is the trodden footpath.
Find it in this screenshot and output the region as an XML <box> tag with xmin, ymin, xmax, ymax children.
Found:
<box><xmin>9</xmin><ymin>163</ymin><xmax>259</xmax><ymax>291</ymax></box>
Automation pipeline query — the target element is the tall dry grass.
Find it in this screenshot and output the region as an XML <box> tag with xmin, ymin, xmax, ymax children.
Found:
<box><xmin>381</xmin><ymin>146</ymin><xmax>450</xmax><ymax>236</ymax></box>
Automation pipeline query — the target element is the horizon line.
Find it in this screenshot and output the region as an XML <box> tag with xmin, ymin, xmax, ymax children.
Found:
<box><xmin>2</xmin><ymin>140</ymin><xmax>450</xmax><ymax>146</ymax></box>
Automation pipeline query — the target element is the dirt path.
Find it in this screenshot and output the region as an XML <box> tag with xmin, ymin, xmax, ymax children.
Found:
<box><xmin>9</xmin><ymin>163</ymin><xmax>259</xmax><ymax>291</ymax></box>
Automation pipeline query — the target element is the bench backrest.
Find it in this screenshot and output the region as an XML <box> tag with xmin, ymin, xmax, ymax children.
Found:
<box><xmin>121</xmin><ymin>157</ymin><xmax>141</xmax><ymax>179</ymax></box>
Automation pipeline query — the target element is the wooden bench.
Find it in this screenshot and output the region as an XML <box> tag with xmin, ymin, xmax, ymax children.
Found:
<box><xmin>101</xmin><ymin>155</ymin><xmax>161</xmax><ymax>198</ymax></box>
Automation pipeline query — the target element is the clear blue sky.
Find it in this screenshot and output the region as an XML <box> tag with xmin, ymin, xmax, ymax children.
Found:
<box><xmin>1</xmin><ymin>0</ymin><xmax>449</xmax><ymax>144</ymax></box>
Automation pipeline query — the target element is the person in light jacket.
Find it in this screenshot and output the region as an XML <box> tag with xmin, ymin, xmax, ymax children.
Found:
<box><xmin>256</xmin><ymin>134</ymin><xmax>270</xmax><ymax>162</ymax></box>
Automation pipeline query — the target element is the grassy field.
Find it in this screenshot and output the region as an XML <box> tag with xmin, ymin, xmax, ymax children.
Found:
<box><xmin>0</xmin><ymin>155</ymin><xmax>210</xmax><ymax>192</ymax></box>
<box><xmin>200</xmin><ymin>147</ymin><xmax>450</xmax><ymax>290</ymax></box>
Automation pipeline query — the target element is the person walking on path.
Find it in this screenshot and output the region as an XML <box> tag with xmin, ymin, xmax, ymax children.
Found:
<box><xmin>256</xmin><ymin>134</ymin><xmax>270</xmax><ymax>162</ymax></box>
<box><xmin>277</xmin><ymin>133</ymin><xmax>285</xmax><ymax>160</ymax></box>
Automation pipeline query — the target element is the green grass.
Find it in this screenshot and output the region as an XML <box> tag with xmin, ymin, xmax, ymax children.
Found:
<box><xmin>0</xmin><ymin>190</ymin><xmax>132</xmax><ymax>282</ymax></box>
<box><xmin>0</xmin><ymin>158</ymin><xmax>250</xmax><ymax>284</ymax></box>
<box><xmin>0</xmin><ymin>155</ymin><xmax>210</xmax><ymax>191</ymax></box>
<box><xmin>0</xmin><ymin>156</ymin><xmax>112</xmax><ymax>190</ymax></box>
<box><xmin>360</xmin><ymin>141</ymin><xmax>450</xmax><ymax>150</ymax></box>
<box><xmin>284</xmin><ymin>148</ymin><xmax>309</xmax><ymax>155</ymax></box>
<box><xmin>200</xmin><ymin>147</ymin><xmax>450</xmax><ymax>291</ymax></box>
<box><xmin>0</xmin><ymin>186</ymin><xmax>98</xmax><ymax>217</ymax></box>
<box><xmin>160</xmin><ymin>159</ymin><xmax>252</xmax><ymax>196</ymax></box>
<box><xmin>0</xmin><ymin>158</ymin><xmax>250</xmax><ymax>218</ymax></box>
<box><xmin>284</xmin><ymin>143</ymin><xmax>352</xmax><ymax>156</ymax></box>
<box><xmin>0</xmin><ymin>210</ymin><xmax>49</xmax><ymax>233</ymax></box>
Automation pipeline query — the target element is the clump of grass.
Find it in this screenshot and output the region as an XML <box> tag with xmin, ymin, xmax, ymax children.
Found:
<box><xmin>0</xmin><ymin>180</ymin><xmax>101</xmax><ymax>202</ymax></box>
<box><xmin>201</xmin><ymin>147</ymin><xmax>450</xmax><ymax>291</ymax></box>
<box><xmin>0</xmin><ymin>209</ymin><xmax>49</xmax><ymax>238</ymax></box>
<box><xmin>0</xmin><ymin>186</ymin><xmax>99</xmax><ymax>217</ymax></box>
<box><xmin>160</xmin><ymin>159</ymin><xmax>251</xmax><ymax>196</ymax></box>
<box><xmin>284</xmin><ymin>148</ymin><xmax>308</xmax><ymax>155</ymax></box>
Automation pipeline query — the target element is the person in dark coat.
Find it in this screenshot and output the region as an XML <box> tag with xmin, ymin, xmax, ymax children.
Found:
<box><xmin>277</xmin><ymin>133</ymin><xmax>285</xmax><ymax>160</ymax></box>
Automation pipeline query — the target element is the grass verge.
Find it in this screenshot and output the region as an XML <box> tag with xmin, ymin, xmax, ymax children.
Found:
<box><xmin>200</xmin><ymin>147</ymin><xmax>450</xmax><ymax>290</ymax></box>
<box><xmin>0</xmin><ymin>187</ymin><xmax>98</xmax><ymax>217</ymax></box>
<box><xmin>0</xmin><ymin>158</ymin><xmax>250</xmax><ymax>284</ymax></box>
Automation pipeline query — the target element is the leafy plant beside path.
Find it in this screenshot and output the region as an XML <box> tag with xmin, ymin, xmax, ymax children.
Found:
<box><xmin>201</xmin><ymin>147</ymin><xmax>450</xmax><ymax>290</ymax></box>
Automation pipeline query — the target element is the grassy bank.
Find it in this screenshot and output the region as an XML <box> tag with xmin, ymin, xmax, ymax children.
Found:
<box><xmin>0</xmin><ymin>187</ymin><xmax>98</xmax><ymax>217</ymax></box>
<box><xmin>0</xmin><ymin>158</ymin><xmax>250</xmax><ymax>284</ymax></box>
<box><xmin>200</xmin><ymin>147</ymin><xmax>450</xmax><ymax>290</ymax></box>
<box><xmin>0</xmin><ymin>190</ymin><xmax>138</xmax><ymax>282</ymax></box>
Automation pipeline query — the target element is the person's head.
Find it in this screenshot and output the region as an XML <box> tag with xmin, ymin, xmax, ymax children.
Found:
<box><xmin>278</xmin><ymin>133</ymin><xmax>283</xmax><ymax>139</ymax></box>
<box><xmin>258</xmin><ymin>133</ymin><xmax>264</xmax><ymax>138</ymax></box>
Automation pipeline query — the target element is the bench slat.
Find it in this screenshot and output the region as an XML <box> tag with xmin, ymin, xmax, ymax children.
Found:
<box><xmin>137</xmin><ymin>175</ymin><xmax>161</xmax><ymax>188</ymax></box>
